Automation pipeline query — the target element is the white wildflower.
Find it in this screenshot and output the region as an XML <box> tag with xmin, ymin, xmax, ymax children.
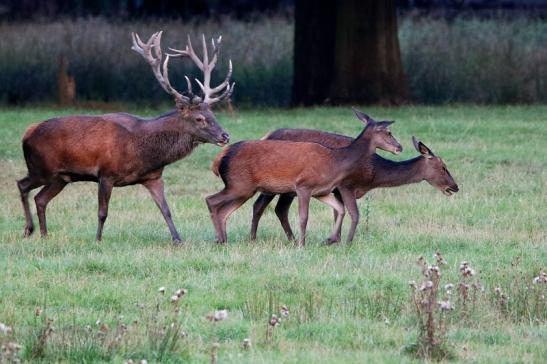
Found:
<box><xmin>242</xmin><ymin>338</ymin><xmax>251</xmax><ymax>349</ymax></box>
<box><xmin>213</xmin><ymin>309</ymin><xmax>228</xmax><ymax>322</ymax></box>
<box><xmin>0</xmin><ymin>322</ymin><xmax>13</xmax><ymax>335</ymax></box>
<box><xmin>438</xmin><ymin>300</ymin><xmax>454</xmax><ymax>311</ymax></box>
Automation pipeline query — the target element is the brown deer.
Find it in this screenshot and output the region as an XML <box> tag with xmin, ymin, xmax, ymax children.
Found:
<box><xmin>16</xmin><ymin>31</ymin><xmax>234</xmax><ymax>243</ymax></box>
<box><xmin>251</xmin><ymin>132</ymin><xmax>459</xmax><ymax>243</ymax></box>
<box><xmin>206</xmin><ymin>110</ymin><xmax>402</xmax><ymax>246</ymax></box>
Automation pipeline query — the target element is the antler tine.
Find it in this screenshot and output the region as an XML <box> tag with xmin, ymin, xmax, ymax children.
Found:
<box><xmin>210</xmin><ymin>59</ymin><xmax>232</xmax><ymax>93</ymax></box>
<box><xmin>131</xmin><ymin>31</ymin><xmax>190</xmax><ymax>106</ymax></box>
<box><xmin>206</xmin><ymin>82</ymin><xmax>235</xmax><ymax>105</ymax></box>
<box><xmin>184</xmin><ymin>76</ymin><xmax>193</xmax><ymax>94</ymax></box>
<box><xmin>201</xmin><ymin>34</ymin><xmax>209</xmax><ymax>67</ymax></box>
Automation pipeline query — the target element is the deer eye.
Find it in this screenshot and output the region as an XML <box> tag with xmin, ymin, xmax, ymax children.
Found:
<box><xmin>195</xmin><ymin>116</ymin><xmax>206</xmax><ymax>123</ymax></box>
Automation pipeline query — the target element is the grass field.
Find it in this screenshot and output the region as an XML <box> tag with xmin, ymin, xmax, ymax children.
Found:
<box><xmin>0</xmin><ymin>105</ymin><xmax>546</xmax><ymax>363</ymax></box>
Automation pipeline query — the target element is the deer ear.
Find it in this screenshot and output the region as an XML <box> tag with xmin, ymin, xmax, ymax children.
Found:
<box><xmin>378</xmin><ymin>121</ymin><xmax>395</xmax><ymax>129</ymax></box>
<box><xmin>352</xmin><ymin>107</ymin><xmax>373</xmax><ymax>125</ymax></box>
<box><xmin>413</xmin><ymin>136</ymin><xmax>435</xmax><ymax>158</ymax></box>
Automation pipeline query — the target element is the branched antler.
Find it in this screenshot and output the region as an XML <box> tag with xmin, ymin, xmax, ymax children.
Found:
<box><xmin>131</xmin><ymin>31</ymin><xmax>191</xmax><ymax>107</ymax></box>
<box><xmin>168</xmin><ymin>34</ymin><xmax>235</xmax><ymax>106</ymax></box>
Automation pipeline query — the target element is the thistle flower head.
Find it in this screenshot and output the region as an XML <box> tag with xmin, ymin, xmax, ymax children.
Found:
<box><xmin>280</xmin><ymin>305</ymin><xmax>289</xmax><ymax>317</ymax></box>
<box><xmin>532</xmin><ymin>271</ymin><xmax>547</xmax><ymax>284</ymax></box>
<box><xmin>0</xmin><ymin>322</ymin><xmax>13</xmax><ymax>335</ymax></box>
<box><xmin>175</xmin><ymin>288</ymin><xmax>188</xmax><ymax>298</ymax></box>
<box><xmin>242</xmin><ymin>338</ymin><xmax>251</xmax><ymax>349</ymax></box>
<box><xmin>269</xmin><ymin>314</ymin><xmax>280</xmax><ymax>327</ymax></box>
<box><xmin>459</xmin><ymin>262</ymin><xmax>475</xmax><ymax>277</ymax></box>
<box><xmin>438</xmin><ymin>300</ymin><xmax>454</xmax><ymax>311</ymax></box>
<box><xmin>213</xmin><ymin>309</ymin><xmax>228</xmax><ymax>322</ymax></box>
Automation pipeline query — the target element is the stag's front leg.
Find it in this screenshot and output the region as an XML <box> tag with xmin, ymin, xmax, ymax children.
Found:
<box><xmin>142</xmin><ymin>178</ymin><xmax>182</xmax><ymax>244</ymax></box>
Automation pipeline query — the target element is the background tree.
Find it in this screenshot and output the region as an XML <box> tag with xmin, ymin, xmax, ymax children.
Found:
<box><xmin>292</xmin><ymin>0</ymin><xmax>408</xmax><ymax>106</ymax></box>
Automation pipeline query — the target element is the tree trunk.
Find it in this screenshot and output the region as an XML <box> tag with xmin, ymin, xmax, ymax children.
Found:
<box><xmin>291</xmin><ymin>0</ymin><xmax>336</xmax><ymax>106</ymax></box>
<box><xmin>292</xmin><ymin>0</ymin><xmax>408</xmax><ymax>106</ymax></box>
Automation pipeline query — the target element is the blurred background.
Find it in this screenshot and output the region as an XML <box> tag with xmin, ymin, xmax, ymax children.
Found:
<box><xmin>0</xmin><ymin>0</ymin><xmax>545</xmax><ymax>107</ymax></box>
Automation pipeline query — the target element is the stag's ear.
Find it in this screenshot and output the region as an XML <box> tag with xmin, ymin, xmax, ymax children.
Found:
<box><xmin>352</xmin><ymin>107</ymin><xmax>373</xmax><ymax>125</ymax></box>
<box><xmin>412</xmin><ymin>136</ymin><xmax>435</xmax><ymax>158</ymax></box>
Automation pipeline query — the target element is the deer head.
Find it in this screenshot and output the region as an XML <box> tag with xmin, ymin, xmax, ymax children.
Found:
<box><xmin>412</xmin><ymin>136</ymin><xmax>459</xmax><ymax>196</ymax></box>
<box><xmin>352</xmin><ymin>108</ymin><xmax>403</xmax><ymax>154</ymax></box>
<box><xmin>131</xmin><ymin>31</ymin><xmax>233</xmax><ymax>146</ymax></box>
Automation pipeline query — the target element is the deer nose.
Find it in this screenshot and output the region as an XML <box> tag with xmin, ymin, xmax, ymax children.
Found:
<box><xmin>221</xmin><ymin>133</ymin><xmax>230</xmax><ymax>143</ymax></box>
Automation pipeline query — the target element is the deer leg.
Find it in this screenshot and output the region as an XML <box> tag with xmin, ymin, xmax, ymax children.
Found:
<box><xmin>218</xmin><ymin>194</ymin><xmax>254</xmax><ymax>244</ymax></box>
<box><xmin>250</xmin><ymin>193</ymin><xmax>275</xmax><ymax>241</ymax></box>
<box><xmin>338</xmin><ymin>187</ymin><xmax>360</xmax><ymax>243</ymax></box>
<box><xmin>316</xmin><ymin>193</ymin><xmax>345</xmax><ymax>245</ymax></box>
<box><xmin>331</xmin><ymin>189</ymin><xmax>344</xmax><ymax>241</ymax></box>
<box><xmin>17</xmin><ymin>176</ymin><xmax>42</xmax><ymax>237</ymax></box>
<box><xmin>34</xmin><ymin>179</ymin><xmax>67</xmax><ymax>237</ymax></box>
<box><xmin>206</xmin><ymin>190</ymin><xmax>230</xmax><ymax>243</ymax></box>
<box><xmin>142</xmin><ymin>178</ymin><xmax>182</xmax><ymax>244</ymax></box>
<box><xmin>296</xmin><ymin>189</ymin><xmax>311</xmax><ymax>247</ymax></box>
<box><xmin>275</xmin><ymin>194</ymin><xmax>296</xmax><ymax>241</ymax></box>
<box><xmin>96</xmin><ymin>179</ymin><xmax>113</xmax><ymax>242</ymax></box>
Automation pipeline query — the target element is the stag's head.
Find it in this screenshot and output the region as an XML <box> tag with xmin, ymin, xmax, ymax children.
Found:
<box><xmin>352</xmin><ymin>108</ymin><xmax>403</xmax><ymax>154</ymax></box>
<box><xmin>412</xmin><ymin>136</ymin><xmax>459</xmax><ymax>196</ymax></box>
<box><xmin>132</xmin><ymin>31</ymin><xmax>233</xmax><ymax>146</ymax></box>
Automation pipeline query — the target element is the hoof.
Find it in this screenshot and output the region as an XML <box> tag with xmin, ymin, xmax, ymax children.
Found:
<box><xmin>23</xmin><ymin>225</ymin><xmax>34</xmax><ymax>237</ymax></box>
<box><xmin>172</xmin><ymin>238</ymin><xmax>185</xmax><ymax>245</ymax></box>
<box><xmin>324</xmin><ymin>237</ymin><xmax>341</xmax><ymax>245</ymax></box>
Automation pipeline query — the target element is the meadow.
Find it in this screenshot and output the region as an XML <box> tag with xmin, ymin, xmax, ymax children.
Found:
<box><xmin>0</xmin><ymin>105</ymin><xmax>546</xmax><ymax>363</ymax></box>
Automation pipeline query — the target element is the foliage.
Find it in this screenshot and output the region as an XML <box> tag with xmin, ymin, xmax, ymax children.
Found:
<box><xmin>0</xmin><ymin>16</ymin><xmax>546</xmax><ymax>106</ymax></box>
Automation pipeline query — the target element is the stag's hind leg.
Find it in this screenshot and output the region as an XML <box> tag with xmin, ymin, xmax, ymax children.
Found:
<box><xmin>17</xmin><ymin>176</ymin><xmax>42</xmax><ymax>237</ymax></box>
<box><xmin>34</xmin><ymin>179</ymin><xmax>67</xmax><ymax>237</ymax></box>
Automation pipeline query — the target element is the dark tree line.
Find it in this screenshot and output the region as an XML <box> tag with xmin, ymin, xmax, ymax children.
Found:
<box><xmin>0</xmin><ymin>0</ymin><xmax>293</xmax><ymax>20</ymax></box>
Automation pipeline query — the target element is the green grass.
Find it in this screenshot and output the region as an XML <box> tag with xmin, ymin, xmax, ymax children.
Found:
<box><xmin>0</xmin><ymin>105</ymin><xmax>546</xmax><ymax>363</ymax></box>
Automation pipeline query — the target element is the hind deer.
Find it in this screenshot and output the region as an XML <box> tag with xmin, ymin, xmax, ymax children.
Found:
<box><xmin>251</xmin><ymin>132</ymin><xmax>459</xmax><ymax>243</ymax></box>
<box><xmin>17</xmin><ymin>31</ymin><xmax>234</xmax><ymax>243</ymax></box>
<box><xmin>206</xmin><ymin>110</ymin><xmax>402</xmax><ymax>246</ymax></box>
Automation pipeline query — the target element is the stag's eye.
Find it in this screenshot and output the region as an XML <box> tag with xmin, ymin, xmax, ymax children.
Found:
<box><xmin>195</xmin><ymin>116</ymin><xmax>206</xmax><ymax>123</ymax></box>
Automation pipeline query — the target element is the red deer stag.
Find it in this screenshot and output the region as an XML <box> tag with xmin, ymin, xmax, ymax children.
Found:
<box><xmin>206</xmin><ymin>110</ymin><xmax>402</xmax><ymax>246</ymax></box>
<box><xmin>16</xmin><ymin>31</ymin><xmax>234</xmax><ymax>243</ymax></box>
<box><xmin>251</xmin><ymin>133</ymin><xmax>459</xmax><ymax>242</ymax></box>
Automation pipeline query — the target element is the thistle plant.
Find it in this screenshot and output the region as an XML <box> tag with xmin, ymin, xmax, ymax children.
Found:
<box><xmin>406</xmin><ymin>252</ymin><xmax>455</xmax><ymax>360</ymax></box>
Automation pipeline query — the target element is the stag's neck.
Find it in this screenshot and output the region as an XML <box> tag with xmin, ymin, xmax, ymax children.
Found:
<box><xmin>136</xmin><ymin>111</ymin><xmax>199</xmax><ymax>168</ymax></box>
<box><xmin>371</xmin><ymin>155</ymin><xmax>425</xmax><ymax>188</ymax></box>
